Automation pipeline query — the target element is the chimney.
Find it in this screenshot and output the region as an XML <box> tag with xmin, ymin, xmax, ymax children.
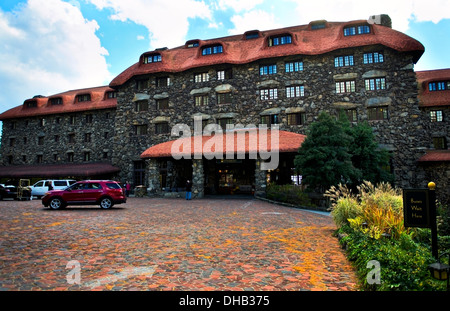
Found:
<box><xmin>368</xmin><ymin>14</ymin><xmax>392</xmax><ymax>28</ymax></box>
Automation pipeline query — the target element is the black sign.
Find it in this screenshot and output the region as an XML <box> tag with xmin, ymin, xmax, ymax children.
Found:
<box><xmin>403</xmin><ymin>189</ymin><xmax>430</xmax><ymax>228</ymax></box>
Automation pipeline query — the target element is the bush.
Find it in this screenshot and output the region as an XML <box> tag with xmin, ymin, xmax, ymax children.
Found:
<box><xmin>266</xmin><ymin>184</ymin><xmax>314</xmax><ymax>207</ymax></box>
<box><xmin>329</xmin><ymin>181</ymin><xmax>447</xmax><ymax>291</ymax></box>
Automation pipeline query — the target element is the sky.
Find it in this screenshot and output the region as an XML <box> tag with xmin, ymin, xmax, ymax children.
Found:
<box><xmin>0</xmin><ymin>0</ymin><xmax>450</xmax><ymax>124</ymax></box>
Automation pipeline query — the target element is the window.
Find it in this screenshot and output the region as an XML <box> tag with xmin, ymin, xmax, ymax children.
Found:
<box><xmin>335</xmin><ymin>55</ymin><xmax>354</xmax><ymax>67</ymax></box>
<box><xmin>38</xmin><ymin>136</ymin><xmax>44</xmax><ymax>145</ymax></box>
<box><xmin>143</xmin><ymin>54</ymin><xmax>162</xmax><ymax>63</ymax></box>
<box><xmin>195</xmin><ymin>95</ymin><xmax>209</xmax><ymax>106</ymax></box>
<box><xmin>67</xmin><ymin>153</ymin><xmax>74</xmax><ymax>162</ymax></box>
<box><xmin>23</xmin><ymin>137</ymin><xmax>27</xmax><ymax>144</ymax></box>
<box><xmin>156</xmin><ymin>76</ymin><xmax>170</xmax><ymax>87</ymax></box>
<box><xmin>155</xmin><ymin>122</ymin><xmax>169</xmax><ymax>134</ymax></box>
<box><xmin>50</xmin><ymin>98</ymin><xmax>63</xmax><ymax>105</ymax></box>
<box><xmin>25</xmin><ymin>101</ymin><xmax>37</xmax><ymax>108</ymax></box>
<box><xmin>365</xmin><ymin>78</ymin><xmax>386</xmax><ymax>91</ymax></box>
<box><xmin>285</xmin><ymin>61</ymin><xmax>304</xmax><ymax>72</ymax></box>
<box><xmin>217</xmin><ymin>92</ymin><xmax>232</xmax><ymax>105</ymax></box>
<box><xmin>217</xmin><ymin>69</ymin><xmax>232</xmax><ymax>80</ymax></box>
<box><xmin>103</xmin><ymin>152</ymin><xmax>109</xmax><ymax>159</ymax></box>
<box><xmin>68</xmin><ymin>133</ymin><xmax>76</xmax><ymax>143</ymax></box>
<box><xmin>37</xmin><ymin>155</ymin><xmax>43</xmax><ymax>164</ymax></box>
<box><xmin>287</xmin><ymin>113</ymin><xmax>305</xmax><ymax>125</ymax></box>
<box><xmin>104</xmin><ymin>132</ymin><xmax>109</xmax><ymax>139</ymax></box>
<box><xmin>77</xmin><ymin>94</ymin><xmax>91</xmax><ymax>102</ymax></box>
<box><xmin>85</xmin><ymin>114</ymin><xmax>93</xmax><ymax>123</ymax></box>
<box><xmin>430</xmin><ymin>110</ymin><xmax>443</xmax><ymax>122</ymax></box>
<box><xmin>346</xmin><ymin>109</ymin><xmax>358</xmax><ymax>122</ymax></box>
<box><xmin>202</xmin><ymin>45</ymin><xmax>223</xmax><ymax>55</ymax></box>
<box><xmin>9</xmin><ymin>138</ymin><xmax>15</xmax><ymax>147</ymax></box>
<box><xmin>186</xmin><ymin>40</ymin><xmax>199</xmax><ymax>48</ymax></box>
<box><xmin>336</xmin><ymin>81</ymin><xmax>355</xmax><ymax>93</ymax></box>
<box><xmin>260</xmin><ymin>64</ymin><xmax>277</xmax><ymax>75</ymax></box>
<box><xmin>363</xmin><ymin>52</ymin><xmax>384</xmax><ymax>64</ymax></box>
<box><xmin>260</xmin><ymin>88</ymin><xmax>278</xmax><ymax>100</ymax></box>
<box><xmin>261</xmin><ymin>114</ymin><xmax>279</xmax><ymax>125</ymax></box>
<box><xmin>217</xmin><ymin>118</ymin><xmax>233</xmax><ymax>130</ymax></box>
<box><xmin>157</xmin><ymin>99</ymin><xmax>169</xmax><ymax>110</ymax></box>
<box><xmin>245</xmin><ymin>31</ymin><xmax>260</xmax><ymax>39</ymax></box>
<box><xmin>344</xmin><ymin>24</ymin><xmax>370</xmax><ymax>36</ymax></box>
<box><xmin>40</xmin><ymin>118</ymin><xmax>46</xmax><ymax>127</ymax></box>
<box><xmin>268</xmin><ymin>34</ymin><xmax>292</xmax><ymax>46</ymax></box>
<box><xmin>433</xmin><ymin>137</ymin><xmax>447</xmax><ymax>150</ymax></box>
<box><xmin>286</xmin><ymin>86</ymin><xmax>305</xmax><ymax>98</ymax></box>
<box><xmin>429</xmin><ymin>81</ymin><xmax>450</xmax><ymax>91</ymax></box>
<box><xmin>54</xmin><ymin>135</ymin><xmax>59</xmax><ymax>143</ymax></box>
<box><xmin>135</xmin><ymin>101</ymin><xmax>149</xmax><ymax>112</ymax></box>
<box><xmin>136</xmin><ymin>79</ymin><xmax>148</xmax><ymax>91</ymax></box>
<box><xmin>194</xmin><ymin>72</ymin><xmax>209</xmax><ymax>83</ymax></box>
<box><xmin>83</xmin><ymin>152</ymin><xmax>91</xmax><ymax>162</ymax></box>
<box><xmin>368</xmin><ymin>107</ymin><xmax>388</xmax><ymax>120</ymax></box>
<box><xmin>106</xmin><ymin>91</ymin><xmax>117</xmax><ymax>99</ymax></box>
<box><xmin>134</xmin><ymin>124</ymin><xmax>148</xmax><ymax>135</ymax></box>
<box><xmin>69</xmin><ymin>116</ymin><xmax>76</xmax><ymax>125</ymax></box>
<box><xmin>84</xmin><ymin>133</ymin><xmax>91</xmax><ymax>143</ymax></box>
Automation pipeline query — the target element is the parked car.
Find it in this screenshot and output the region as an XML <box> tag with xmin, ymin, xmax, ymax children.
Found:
<box><xmin>42</xmin><ymin>180</ymin><xmax>126</xmax><ymax>210</ymax></box>
<box><xmin>30</xmin><ymin>179</ymin><xmax>76</xmax><ymax>198</ymax></box>
<box><xmin>0</xmin><ymin>184</ymin><xmax>18</xmax><ymax>200</ymax></box>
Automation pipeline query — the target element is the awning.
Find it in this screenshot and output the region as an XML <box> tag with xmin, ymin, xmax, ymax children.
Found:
<box><xmin>0</xmin><ymin>162</ymin><xmax>120</xmax><ymax>178</ymax></box>
<box><xmin>418</xmin><ymin>150</ymin><xmax>450</xmax><ymax>163</ymax></box>
<box><xmin>141</xmin><ymin>129</ymin><xmax>306</xmax><ymax>159</ymax></box>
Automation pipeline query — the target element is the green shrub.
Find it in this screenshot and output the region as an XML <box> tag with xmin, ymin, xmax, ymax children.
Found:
<box><xmin>266</xmin><ymin>184</ymin><xmax>314</xmax><ymax>207</ymax></box>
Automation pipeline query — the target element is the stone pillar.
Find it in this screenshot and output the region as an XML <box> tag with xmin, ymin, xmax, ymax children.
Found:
<box><xmin>147</xmin><ymin>159</ymin><xmax>161</xmax><ymax>196</ymax></box>
<box><xmin>254</xmin><ymin>159</ymin><xmax>267</xmax><ymax>197</ymax></box>
<box><xmin>192</xmin><ymin>159</ymin><xmax>204</xmax><ymax>198</ymax></box>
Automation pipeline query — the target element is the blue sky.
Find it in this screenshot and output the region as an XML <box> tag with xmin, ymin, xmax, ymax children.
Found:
<box><xmin>0</xmin><ymin>0</ymin><xmax>450</xmax><ymax>119</ymax></box>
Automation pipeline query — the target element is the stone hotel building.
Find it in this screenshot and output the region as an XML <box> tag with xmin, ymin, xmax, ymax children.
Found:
<box><xmin>0</xmin><ymin>15</ymin><xmax>449</xmax><ymax>202</ymax></box>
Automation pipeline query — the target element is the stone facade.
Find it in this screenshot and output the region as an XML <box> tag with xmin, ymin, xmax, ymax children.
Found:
<box><xmin>112</xmin><ymin>47</ymin><xmax>429</xmax><ymax>190</ymax></box>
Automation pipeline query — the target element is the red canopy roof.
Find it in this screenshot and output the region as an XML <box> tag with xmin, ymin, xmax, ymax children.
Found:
<box><xmin>418</xmin><ymin>150</ymin><xmax>450</xmax><ymax>162</ymax></box>
<box><xmin>0</xmin><ymin>162</ymin><xmax>120</xmax><ymax>178</ymax></box>
<box><xmin>141</xmin><ymin>129</ymin><xmax>306</xmax><ymax>159</ymax></box>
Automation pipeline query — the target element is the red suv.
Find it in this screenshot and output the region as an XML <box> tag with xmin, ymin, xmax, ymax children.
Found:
<box><xmin>42</xmin><ymin>180</ymin><xmax>126</xmax><ymax>210</ymax></box>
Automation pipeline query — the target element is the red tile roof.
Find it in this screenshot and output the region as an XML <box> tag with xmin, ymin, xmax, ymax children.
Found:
<box><xmin>418</xmin><ymin>150</ymin><xmax>450</xmax><ymax>162</ymax></box>
<box><xmin>0</xmin><ymin>86</ymin><xmax>117</xmax><ymax>120</ymax></box>
<box><xmin>141</xmin><ymin>129</ymin><xmax>306</xmax><ymax>158</ymax></box>
<box><xmin>416</xmin><ymin>69</ymin><xmax>450</xmax><ymax>108</ymax></box>
<box><xmin>111</xmin><ymin>20</ymin><xmax>424</xmax><ymax>87</ymax></box>
<box><xmin>0</xmin><ymin>162</ymin><xmax>120</xmax><ymax>178</ymax></box>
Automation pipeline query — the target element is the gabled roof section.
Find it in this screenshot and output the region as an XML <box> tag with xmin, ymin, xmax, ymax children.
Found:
<box><xmin>416</xmin><ymin>69</ymin><xmax>450</xmax><ymax>108</ymax></box>
<box><xmin>0</xmin><ymin>86</ymin><xmax>117</xmax><ymax>120</ymax></box>
<box><xmin>110</xmin><ymin>19</ymin><xmax>424</xmax><ymax>87</ymax></box>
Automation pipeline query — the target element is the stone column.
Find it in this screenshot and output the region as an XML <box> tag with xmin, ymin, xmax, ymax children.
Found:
<box><xmin>254</xmin><ymin>159</ymin><xmax>267</xmax><ymax>197</ymax></box>
<box><xmin>192</xmin><ymin>159</ymin><xmax>204</xmax><ymax>198</ymax></box>
<box><xmin>147</xmin><ymin>159</ymin><xmax>161</xmax><ymax>196</ymax></box>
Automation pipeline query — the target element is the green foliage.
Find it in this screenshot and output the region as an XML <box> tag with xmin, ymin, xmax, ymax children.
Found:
<box><xmin>266</xmin><ymin>184</ymin><xmax>314</xmax><ymax>207</ymax></box>
<box><xmin>330</xmin><ymin>182</ymin><xmax>447</xmax><ymax>291</ymax></box>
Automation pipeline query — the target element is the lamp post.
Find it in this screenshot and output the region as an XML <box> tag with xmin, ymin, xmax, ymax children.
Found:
<box><xmin>428</xmin><ymin>252</ymin><xmax>450</xmax><ymax>291</ymax></box>
<box><xmin>428</xmin><ymin>182</ymin><xmax>438</xmax><ymax>259</ymax></box>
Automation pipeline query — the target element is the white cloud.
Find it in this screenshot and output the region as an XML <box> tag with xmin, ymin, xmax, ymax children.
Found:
<box><xmin>217</xmin><ymin>0</ymin><xmax>264</xmax><ymax>12</ymax></box>
<box><xmin>228</xmin><ymin>9</ymin><xmax>281</xmax><ymax>35</ymax></box>
<box><xmin>88</xmin><ymin>0</ymin><xmax>212</xmax><ymax>49</ymax></box>
<box><xmin>0</xmin><ymin>0</ymin><xmax>111</xmax><ymax>113</ymax></box>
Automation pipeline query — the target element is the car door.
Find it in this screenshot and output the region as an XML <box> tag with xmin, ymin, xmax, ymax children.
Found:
<box><xmin>83</xmin><ymin>183</ymin><xmax>104</xmax><ymax>202</ymax></box>
<box><xmin>62</xmin><ymin>182</ymin><xmax>87</xmax><ymax>203</ymax></box>
<box><xmin>31</xmin><ymin>181</ymin><xmax>47</xmax><ymax>197</ymax></box>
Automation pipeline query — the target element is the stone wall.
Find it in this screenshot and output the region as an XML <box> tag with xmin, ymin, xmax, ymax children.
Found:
<box><xmin>113</xmin><ymin>45</ymin><xmax>429</xmax><ymax>190</ymax></box>
<box><xmin>1</xmin><ymin>109</ymin><xmax>116</xmax><ymax>167</ymax></box>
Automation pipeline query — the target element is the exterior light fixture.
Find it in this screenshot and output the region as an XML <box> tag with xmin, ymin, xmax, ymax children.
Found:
<box><xmin>428</xmin><ymin>252</ymin><xmax>450</xmax><ymax>291</ymax></box>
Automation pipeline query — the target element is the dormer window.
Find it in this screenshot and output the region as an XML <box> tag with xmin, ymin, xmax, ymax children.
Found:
<box><xmin>186</xmin><ymin>40</ymin><xmax>200</xmax><ymax>48</ymax></box>
<box><xmin>24</xmin><ymin>101</ymin><xmax>37</xmax><ymax>108</ymax></box>
<box><xmin>202</xmin><ymin>44</ymin><xmax>223</xmax><ymax>56</ymax></box>
<box><xmin>268</xmin><ymin>34</ymin><xmax>292</xmax><ymax>47</ymax></box>
<box><xmin>310</xmin><ymin>21</ymin><xmax>327</xmax><ymax>30</ymax></box>
<box><xmin>77</xmin><ymin>94</ymin><xmax>91</xmax><ymax>102</ymax></box>
<box><xmin>50</xmin><ymin>98</ymin><xmax>63</xmax><ymax>105</ymax></box>
<box><xmin>106</xmin><ymin>91</ymin><xmax>117</xmax><ymax>99</ymax></box>
<box><xmin>344</xmin><ymin>24</ymin><xmax>371</xmax><ymax>36</ymax></box>
<box><xmin>429</xmin><ymin>81</ymin><xmax>450</xmax><ymax>91</ymax></box>
<box><xmin>143</xmin><ymin>53</ymin><xmax>162</xmax><ymax>64</ymax></box>
<box><xmin>244</xmin><ymin>30</ymin><xmax>260</xmax><ymax>40</ymax></box>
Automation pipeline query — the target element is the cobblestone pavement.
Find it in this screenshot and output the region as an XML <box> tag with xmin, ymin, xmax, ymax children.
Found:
<box><xmin>0</xmin><ymin>197</ymin><xmax>358</xmax><ymax>291</ymax></box>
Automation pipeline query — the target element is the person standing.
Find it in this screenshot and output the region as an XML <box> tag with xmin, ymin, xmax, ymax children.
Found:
<box><xmin>185</xmin><ymin>179</ymin><xmax>192</xmax><ymax>200</ymax></box>
<box><xmin>126</xmin><ymin>181</ymin><xmax>131</xmax><ymax>197</ymax></box>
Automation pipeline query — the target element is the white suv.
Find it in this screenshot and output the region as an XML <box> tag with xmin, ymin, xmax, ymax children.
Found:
<box><xmin>30</xmin><ymin>180</ymin><xmax>76</xmax><ymax>198</ymax></box>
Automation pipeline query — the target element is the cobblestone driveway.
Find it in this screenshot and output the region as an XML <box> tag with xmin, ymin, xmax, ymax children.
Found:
<box><xmin>0</xmin><ymin>197</ymin><xmax>357</xmax><ymax>291</ymax></box>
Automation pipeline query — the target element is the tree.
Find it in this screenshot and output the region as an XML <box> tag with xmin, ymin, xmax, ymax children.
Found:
<box><xmin>294</xmin><ymin>112</ymin><xmax>359</xmax><ymax>192</ymax></box>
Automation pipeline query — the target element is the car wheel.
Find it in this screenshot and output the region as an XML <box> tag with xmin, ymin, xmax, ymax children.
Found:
<box><xmin>49</xmin><ymin>198</ymin><xmax>63</xmax><ymax>210</ymax></box>
<box><xmin>100</xmin><ymin>197</ymin><xmax>113</xmax><ymax>209</ymax></box>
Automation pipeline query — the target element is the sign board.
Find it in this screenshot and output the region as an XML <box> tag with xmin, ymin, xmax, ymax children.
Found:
<box><xmin>403</xmin><ymin>189</ymin><xmax>430</xmax><ymax>228</ymax></box>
